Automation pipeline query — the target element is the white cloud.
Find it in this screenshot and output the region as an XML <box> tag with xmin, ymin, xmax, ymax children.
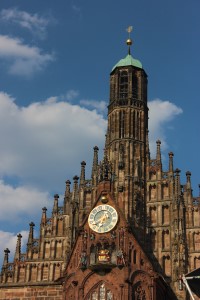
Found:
<box><xmin>0</xmin><ymin>35</ymin><xmax>54</xmax><ymax>76</ymax></box>
<box><xmin>0</xmin><ymin>94</ymin><xmax>182</xmax><ymax>190</ymax></box>
<box><xmin>0</xmin><ymin>8</ymin><xmax>52</xmax><ymax>39</ymax></box>
<box><xmin>0</xmin><ymin>92</ymin><xmax>107</xmax><ymax>192</ymax></box>
<box><xmin>79</xmin><ymin>99</ymin><xmax>107</xmax><ymax>113</ymax></box>
<box><xmin>0</xmin><ymin>230</ymin><xmax>29</xmax><ymax>264</ymax></box>
<box><xmin>0</xmin><ymin>180</ymin><xmax>50</xmax><ymax>222</ymax></box>
<box><xmin>148</xmin><ymin>99</ymin><xmax>183</xmax><ymax>155</ymax></box>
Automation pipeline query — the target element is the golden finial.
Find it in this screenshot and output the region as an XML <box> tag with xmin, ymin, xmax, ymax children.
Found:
<box><xmin>126</xmin><ymin>26</ymin><xmax>133</xmax><ymax>54</ymax></box>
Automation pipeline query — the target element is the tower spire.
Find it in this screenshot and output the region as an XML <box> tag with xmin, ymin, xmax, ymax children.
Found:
<box><xmin>126</xmin><ymin>26</ymin><xmax>133</xmax><ymax>54</ymax></box>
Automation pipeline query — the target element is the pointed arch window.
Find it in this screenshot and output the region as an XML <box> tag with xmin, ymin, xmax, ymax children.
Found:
<box><xmin>100</xmin><ymin>283</ymin><xmax>106</xmax><ymax>299</ymax></box>
<box><xmin>132</xmin><ymin>73</ymin><xmax>138</xmax><ymax>99</ymax></box>
<box><xmin>132</xmin><ymin>283</ymin><xmax>147</xmax><ymax>300</ymax></box>
<box><xmin>92</xmin><ymin>291</ymin><xmax>98</xmax><ymax>300</ymax></box>
<box><xmin>119</xmin><ymin>110</ymin><xmax>125</xmax><ymax>138</ymax></box>
<box><xmin>119</xmin><ymin>71</ymin><xmax>128</xmax><ymax>101</ymax></box>
<box><xmin>87</xmin><ymin>282</ymin><xmax>113</xmax><ymax>300</ymax></box>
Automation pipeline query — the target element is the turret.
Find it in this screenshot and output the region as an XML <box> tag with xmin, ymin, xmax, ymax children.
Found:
<box><xmin>14</xmin><ymin>233</ymin><xmax>22</xmax><ymax>261</ymax></box>
<box><xmin>53</xmin><ymin>194</ymin><xmax>59</xmax><ymax>214</ymax></box>
<box><xmin>0</xmin><ymin>248</ymin><xmax>10</xmax><ymax>283</ymax></box>
<box><xmin>168</xmin><ymin>151</ymin><xmax>174</xmax><ymax>174</ymax></box>
<box><xmin>41</xmin><ymin>207</ymin><xmax>47</xmax><ymax>225</ymax></box>
<box><xmin>91</xmin><ymin>146</ymin><xmax>99</xmax><ymax>186</ymax></box>
<box><xmin>71</xmin><ymin>175</ymin><xmax>79</xmax><ymax>242</ymax></box>
<box><xmin>27</xmin><ymin>222</ymin><xmax>35</xmax><ymax>249</ymax></box>
<box><xmin>2</xmin><ymin>248</ymin><xmax>10</xmax><ymax>267</ymax></box>
<box><xmin>156</xmin><ymin>140</ymin><xmax>162</xmax><ymax>179</ymax></box>
<box><xmin>168</xmin><ymin>152</ymin><xmax>174</xmax><ymax>199</ymax></box>
<box><xmin>185</xmin><ymin>171</ymin><xmax>193</xmax><ymax>202</ymax></box>
<box><xmin>186</xmin><ymin>171</ymin><xmax>192</xmax><ymax>190</ymax></box>
<box><xmin>72</xmin><ymin>175</ymin><xmax>79</xmax><ymax>203</ymax></box>
<box><xmin>64</xmin><ymin>180</ymin><xmax>71</xmax><ymax>214</ymax></box>
<box><xmin>80</xmin><ymin>161</ymin><xmax>86</xmax><ymax>185</ymax></box>
<box><xmin>156</xmin><ymin>140</ymin><xmax>161</xmax><ymax>163</ymax></box>
<box><xmin>174</xmin><ymin>168</ymin><xmax>181</xmax><ymax>205</ymax></box>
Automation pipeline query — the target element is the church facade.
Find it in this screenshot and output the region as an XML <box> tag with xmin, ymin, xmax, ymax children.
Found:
<box><xmin>0</xmin><ymin>37</ymin><xmax>200</xmax><ymax>300</ymax></box>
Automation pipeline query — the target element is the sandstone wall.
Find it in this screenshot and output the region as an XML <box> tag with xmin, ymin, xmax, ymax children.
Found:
<box><xmin>0</xmin><ymin>284</ymin><xmax>63</xmax><ymax>300</ymax></box>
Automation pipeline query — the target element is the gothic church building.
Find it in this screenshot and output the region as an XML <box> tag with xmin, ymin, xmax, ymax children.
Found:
<box><xmin>0</xmin><ymin>36</ymin><xmax>200</xmax><ymax>300</ymax></box>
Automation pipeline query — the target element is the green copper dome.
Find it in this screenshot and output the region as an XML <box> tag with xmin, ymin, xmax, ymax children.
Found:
<box><xmin>112</xmin><ymin>54</ymin><xmax>142</xmax><ymax>71</ymax></box>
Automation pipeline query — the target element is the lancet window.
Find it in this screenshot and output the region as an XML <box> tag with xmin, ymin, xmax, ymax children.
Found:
<box><xmin>132</xmin><ymin>73</ymin><xmax>138</xmax><ymax>99</ymax></box>
<box><xmin>119</xmin><ymin>110</ymin><xmax>125</xmax><ymax>138</ymax></box>
<box><xmin>87</xmin><ymin>283</ymin><xmax>113</xmax><ymax>300</ymax></box>
<box><xmin>132</xmin><ymin>283</ymin><xmax>146</xmax><ymax>300</ymax></box>
<box><xmin>110</xmin><ymin>75</ymin><xmax>116</xmax><ymax>101</ymax></box>
<box><xmin>119</xmin><ymin>71</ymin><xmax>128</xmax><ymax>100</ymax></box>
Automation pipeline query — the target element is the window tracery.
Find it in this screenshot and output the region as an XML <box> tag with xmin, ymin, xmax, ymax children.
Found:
<box><xmin>132</xmin><ymin>283</ymin><xmax>147</xmax><ymax>300</ymax></box>
<box><xmin>119</xmin><ymin>110</ymin><xmax>125</xmax><ymax>138</ymax></box>
<box><xmin>132</xmin><ymin>73</ymin><xmax>138</xmax><ymax>99</ymax></box>
<box><xmin>119</xmin><ymin>70</ymin><xmax>128</xmax><ymax>100</ymax></box>
<box><xmin>87</xmin><ymin>283</ymin><xmax>113</xmax><ymax>300</ymax></box>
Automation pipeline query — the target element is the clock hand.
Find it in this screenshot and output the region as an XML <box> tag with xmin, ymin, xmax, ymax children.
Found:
<box><xmin>92</xmin><ymin>212</ymin><xmax>110</xmax><ymax>228</ymax></box>
<box><xmin>97</xmin><ymin>213</ymin><xmax>110</xmax><ymax>227</ymax></box>
<box><xmin>92</xmin><ymin>219</ymin><xmax>102</xmax><ymax>226</ymax></box>
<box><xmin>92</xmin><ymin>214</ymin><xmax>106</xmax><ymax>226</ymax></box>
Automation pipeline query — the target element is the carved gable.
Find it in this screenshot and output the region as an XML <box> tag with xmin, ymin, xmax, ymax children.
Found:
<box><xmin>64</xmin><ymin>190</ymin><xmax>171</xmax><ymax>299</ymax></box>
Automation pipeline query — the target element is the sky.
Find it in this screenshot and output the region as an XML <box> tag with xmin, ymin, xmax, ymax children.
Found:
<box><xmin>0</xmin><ymin>0</ymin><xmax>199</xmax><ymax>264</ymax></box>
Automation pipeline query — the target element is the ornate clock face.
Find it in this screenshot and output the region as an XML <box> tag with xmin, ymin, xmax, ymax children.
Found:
<box><xmin>88</xmin><ymin>204</ymin><xmax>118</xmax><ymax>233</ymax></box>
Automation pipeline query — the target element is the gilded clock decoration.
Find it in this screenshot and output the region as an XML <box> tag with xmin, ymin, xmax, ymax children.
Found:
<box><xmin>88</xmin><ymin>205</ymin><xmax>118</xmax><ymax>233</ymax></box>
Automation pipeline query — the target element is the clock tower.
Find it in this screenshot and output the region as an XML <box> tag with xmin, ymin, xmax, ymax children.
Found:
<box><xmin>106</xmin><ymin>31</ymin><xmax>148</xmax><ymax>241</ymax></box>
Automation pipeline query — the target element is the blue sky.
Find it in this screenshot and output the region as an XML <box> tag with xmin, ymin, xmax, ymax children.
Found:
<box><xmin>0</xmin><ymin>0</ymin><xmax>199</xmax><ymax>262</ymax></box>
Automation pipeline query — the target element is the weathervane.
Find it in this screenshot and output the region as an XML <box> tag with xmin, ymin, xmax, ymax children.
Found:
<box><xmin>126</xmin><ymin>26</ymin><xmax>133</xmax><ymax>36</ymax></box>
<box><xmin>126</xmin><ymin>26</ymin><xmax>133</xmax><ymax>54</ymax></box>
